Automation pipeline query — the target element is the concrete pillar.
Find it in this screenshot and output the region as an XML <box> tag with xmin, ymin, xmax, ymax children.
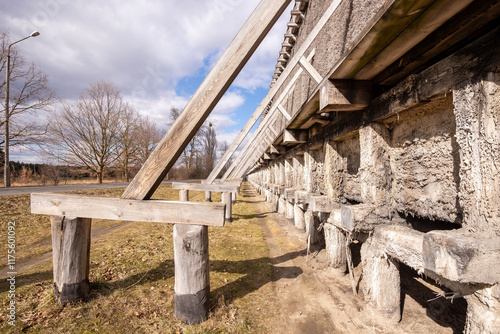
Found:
<box><xmin>464</xmin><ymin>285</ymin><xmax>500</xmax><ymax>334</ymax></box>
<box><xmin>453</xmin><ymin>73</ymin><xmax>500</xmax><ymax>232</ymax></box>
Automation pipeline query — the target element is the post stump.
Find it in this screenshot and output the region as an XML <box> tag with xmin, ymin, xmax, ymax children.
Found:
<box><xmin>51</xmin><ymin>216</ymin><xmax>91</xmax><ymax>304</ymax></box>
<box><xmin>174</xmin><ymin>189</ymin><xmax>210</xmax><ymax>324</ymax></box>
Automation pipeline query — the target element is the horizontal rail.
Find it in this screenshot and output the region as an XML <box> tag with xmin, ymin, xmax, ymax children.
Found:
<box><xmin>31</xmin><ymin>192</ymin><xmax>226</xmax><ymax>227</ymax></box>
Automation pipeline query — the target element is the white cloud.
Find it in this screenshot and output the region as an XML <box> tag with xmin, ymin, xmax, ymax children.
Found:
<box><xmin>1</xmin><ymin>0</ymin><xmax>293</xmax><ymax>163</ymax></box>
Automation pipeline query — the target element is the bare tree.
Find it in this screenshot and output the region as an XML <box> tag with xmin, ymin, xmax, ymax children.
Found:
<box><xmin>201</xmin><ymin>123</ymin><xmax>218</xmax><ymax>177</ymax></box>
<box><xmin>0</xmin><ymin>29</ymin><xmax>55</xmax><ymax>147</ymax></box>
<box><xmin>218</xmin><ymin>140</ymin><xmax>233</xmax><ymax>177</ymax></box>
<box><xmin>117</xmin><ymin>103</ymin><xmax>140</xmax><ymax>182</ymax></box>
<box><xmin>39</xmin><ymin>164</ymin><xmax>60</xmax><ymax>186</ymax></box>
<box><xmin>169</xmin><ymin>107</ymin><xmax>205</xmax><ymax>177</ymax></box>
<box><xmin>134</xmin><ymin>115</ymin><xmax>163</xmax><ymax>167</ymax></box>
<box><xmin>42</xmin><ymin>81</ymin><xmax>124</xmax><ymax>183</ymax></box>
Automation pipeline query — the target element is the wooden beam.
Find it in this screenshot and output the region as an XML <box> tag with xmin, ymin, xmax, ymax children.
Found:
<box><xmin>310</xmin><ymin>195</ymin><xmax>340</xmax><ymax>212</ymax></box>
<box><xmin>282</xmin><ymin>129</ymin><xmax>308</xmax><ymax>145</ymax></box>
<box><xmin>374</xmin><ymin>0</ymin><xmax>500</xmax><ymax>85</ymax></box>
<box><xmin>423</xmin><ymin>230</ymin><xmax>500</xmax><ymax>285</ymax></box>
<box><xmin>122</xmin><ymin>0</ymin><xmax>292</xmax><ymax>199</ymax></box>
<box><xmin>319</xmin><ymin>79</ymin><xmax>372</xmax><ymax>112</ymax></box>
<box><xmin>222</xmin><ymin>50</ymin><xmax>316</xmax><ymax>180</ymax></box>
<box><xmin>172</xmin><ymin>182</ymin><xmax>239</xmax><ymax>193</ymax></box>
<box><xmin>269</xmin><ymin>145</ymin><xmax>287</xmax><ymax>155</ymax></box>
<box><xmin>173</xmin><ymin>190</ymin><xmax>210</xmax><ymax>324</ymax></box>
<box><xmin>294</xmin><ymin>25</ymin><xmax>500</xmax><ymax>147</ymax></box>
<box><xmin>352</xmin><ymin>0</ymin><xmax>476</xmax><ymax>80</ymax></box>
<box><xmin>31</xmin><ymin>193</ymin><xmax>226</xmax><ymax>227</ymax></box>
<box><xmin>224</xmin><ymin>0</ymin><xmax>344</xmax><ymax>179</ymax></box>
<box><xmin>278</xmin><ymin>104</ymin><xmax>291</xmax><ymax>121</ymax></box>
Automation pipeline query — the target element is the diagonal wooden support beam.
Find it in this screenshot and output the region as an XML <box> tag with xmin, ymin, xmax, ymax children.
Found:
<box><xmin>208</xmin><ymin>49</ymin><xmax>314</xmax><ymax>184</ymax></box>
<box><xmin>278</xmin><ymin>104</ymin><xmax>292</xmax><ymax>121</ymax></box>
<box><xmin>223</xmin><ymin>50</ymin><xmax>314</xmax><ymax>180</ymax></box>
<box><xmin>122</xmin><ymin>0</ymin><xmax>292</xmax><ymax>199</ymax></box>
<box><xmin>299</xmin><ymin>55</ymin><xmax>322</xmax><ymax>83</ymax></box>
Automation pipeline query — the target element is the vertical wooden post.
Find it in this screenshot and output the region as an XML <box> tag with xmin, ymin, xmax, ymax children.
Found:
<box><xmin>222</xmin><ymin>192</ymin><xmax>232</xmax><ymax>222</ymax></box>
<box><xmin>305</xmin><ymin>210</ymin><xmax>321</xmax><ymax>245</ymax></box>
<box><xmin>324</xmin><ymin>224</ymin><xmax>347</xmax><ymax>271</ymax></box>
<box><xmin>286</xmin><ymin>201</ymin><xmax>294</xmax><ymax>220</ymax></box>
<box><xmin>294</xmin><ymin>204</ymin><xmax>306</xmax><ymax>231</ymax></box>
<box><xmin>174</xmin><ymin>189</ymin><xmax>210</xmax><ymax>324</ymax></box>
<box><xmin>231</xmin><ymin>192</ymin><xmax>236</xmax><ymax>204</ymax></box>
<box><xmin>51</xmin><ymin>216</ymin><xmax>91</xmax><ymax>304</ymax></box>
<box><xmin>205</xmin><ymin>191</ymin><xmax>212</xmax><ymax>202</ymax></box>
<box><xmin>278</xmin><ymin>197</ymin><xmax>286</xmax><ymax>215</ymax></box>
<box><xmin>361</xmin><ymin>238</ymin><xmax>401</xmax><ymax>323</ymax></box>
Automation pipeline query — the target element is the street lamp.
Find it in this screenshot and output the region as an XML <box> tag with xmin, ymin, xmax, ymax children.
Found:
<box><xmin>4</xmin><ymin>31</ymin><xmax>40</xmax><ymax>187</ymax></box>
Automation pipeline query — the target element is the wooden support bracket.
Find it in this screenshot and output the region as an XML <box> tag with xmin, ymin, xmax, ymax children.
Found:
<box><xmin>283</xmin><ymin>129</ymin><xmax>308</xmax><ymax>145</ymax></box>
<box><xmin>319</xmin><ymin>79</ymin><xmax>372</xmax><ymax>112</ymax></box>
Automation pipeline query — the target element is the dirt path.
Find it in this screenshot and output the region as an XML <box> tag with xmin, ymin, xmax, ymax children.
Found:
<box><xmin>242</xmin><ymin>182</ymin><xmax>465</xmax><ymax>334</ymax></box>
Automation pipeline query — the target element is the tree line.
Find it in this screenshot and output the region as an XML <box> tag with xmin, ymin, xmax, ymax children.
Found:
<box><xmin>1</xmin><ymin>29</ymin><xmax>231</xmax><ymax>185</ymax></box>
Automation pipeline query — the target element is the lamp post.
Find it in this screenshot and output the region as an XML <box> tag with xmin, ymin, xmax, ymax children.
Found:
<box><xmin>4</xmin><ymin>31</ymin><xmax>40</xmax><ymax>187</ymax></box>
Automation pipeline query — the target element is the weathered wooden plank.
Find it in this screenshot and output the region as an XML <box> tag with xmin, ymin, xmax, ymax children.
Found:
<box><xmin>374</xmin><ymin>0</ymin><xmax>500</xmax><ymax>85</ymax></box>
<box><xmin>222</xmin><ymin>192</ymin><xmax>233</xmax><ymax>222</ymax></box>
<box><xmin>172</xmin><ymin>182</ymin><xmax>239</xmax><ymax>193</ymax></box>
<box><xmin>423</xmin><ymin>230</ymin><xmax>500</xmax><ymax>285</ymax></box>
<box><xmin>310</xmin><ymin>195</ymin><xmax>340</xmax><ymax>213</ymax></box>
<box><xmin>278</xmin><ymin>104</ymin><xmax>292</xmax><ymax>121</ymax></box>
<box><xmin>300</xmin><ymin>25</ymin><xmax>500</xmax><ymax>148</ymax></box>
<box><xmin>31</xmin><ymin>193</ymin><xmax>226</xmax><ymax>227</ymax></box>
<box><xmin>121</xmin><ymin>0</ymin><xmax>292</xmax><ymax>199</ymax></box>
<box><xmin>353</xmin><ymin>0</ymin><xmax>475</xmax><ymax>80</ymax></box>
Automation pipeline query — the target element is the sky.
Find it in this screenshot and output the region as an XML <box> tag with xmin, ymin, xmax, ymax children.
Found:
<box><xmin>1</xmin><ymin>0</ymin><xmax>293</xmax><ymax>163</ymax></box>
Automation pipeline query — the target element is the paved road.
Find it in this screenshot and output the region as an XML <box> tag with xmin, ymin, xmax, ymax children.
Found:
<box><xmin>0</xmin><ymin>180</ymin><xmax>200</xmax><ymax>196</ymax></box>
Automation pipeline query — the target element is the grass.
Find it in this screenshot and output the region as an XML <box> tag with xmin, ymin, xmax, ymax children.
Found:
<box><xmin>0</xmin><ymin>183</ymin><xmax>280</xmax><ymax>333</ymax></box>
